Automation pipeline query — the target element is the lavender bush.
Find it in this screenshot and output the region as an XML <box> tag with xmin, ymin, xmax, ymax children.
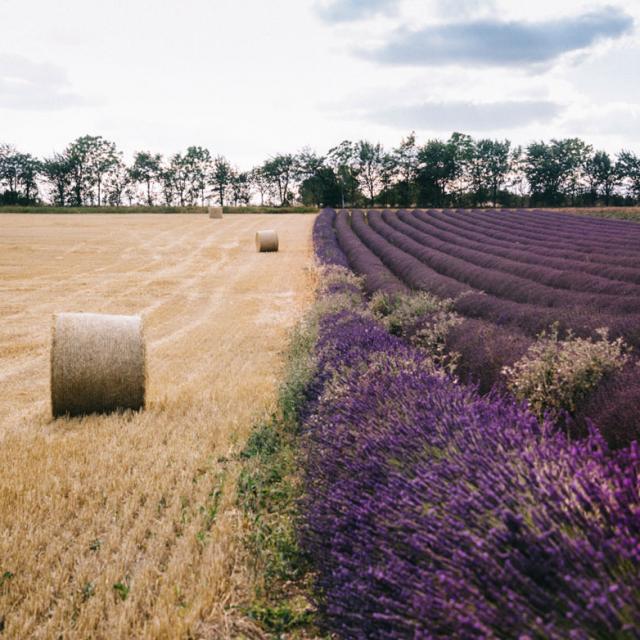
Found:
<box><xmin>301</xmin><ymin>309</ymin><xmax>640</xmax><ymax>639</ymax></box>
<box><xmin>312</xmin><ymin>207</ymin><xmax>349</xmax><ymax>268</ymax></box>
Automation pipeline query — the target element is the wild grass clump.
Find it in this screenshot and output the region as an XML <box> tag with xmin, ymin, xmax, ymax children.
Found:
<box><xmin>503</xmin><ymin>326</ymin><xmax>629</xmax><ymax>420</ymax></box>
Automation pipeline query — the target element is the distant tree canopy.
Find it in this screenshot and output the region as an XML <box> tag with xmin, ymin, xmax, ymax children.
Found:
<box><xmin>1</xmin><ymin>132</ymin><xmax>640</xmax><ymax>208</ymax></box>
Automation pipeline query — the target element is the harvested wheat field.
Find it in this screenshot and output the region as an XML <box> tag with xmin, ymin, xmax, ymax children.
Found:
<box><xmin>0</xmin><ymin>213</ymin><xmax>315</xmax><ymax>639</ymax></box>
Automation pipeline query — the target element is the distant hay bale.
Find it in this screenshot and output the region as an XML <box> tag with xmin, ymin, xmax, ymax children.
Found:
<box><xmin>255</xmin><ymin>230</ymin><xmax>279</xmax><ymax>252</ymax></box>
<box><xmin>208</xmin><ymin>207</ymin><xmax>223</xmax><ymax>219</ymax></box>
<box><xmin>51</xmin><ymin>312</ymin><xmax>146</xmax><ymax>417</ymax></box>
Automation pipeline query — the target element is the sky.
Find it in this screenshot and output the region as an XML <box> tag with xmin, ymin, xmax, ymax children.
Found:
<box><xmin>0</xmin><ymin>0</ymin><xmax>639</xmax><ymax>167</ymax></box>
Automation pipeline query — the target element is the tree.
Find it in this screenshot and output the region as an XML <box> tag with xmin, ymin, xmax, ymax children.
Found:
<box><xmin>104</xmin><ymin>159</ymin><xmax>131</xmax><ymax>206</ymax></box>
<box><xmin>0</xmin><ymin>145</ymin><xmax>41</xmax><ymax>204</ymax></box>
<box><xmin>167</xmin><ymin>153</ymin><xmax>189</xmax><ymax>206</ymax></box>
<box><xmin>211</xmin><ymin>155</ymin><xmax>232</xmax><ymax>206</ymax></box>
<box><xmin>262</xmin><ymin>154</ymin><xmax>296</xmax><ymax>206</ymax></box>
<box><xmin>327</xmin><ymin>141</ymin><xmax>360</xmax><ymax>207</ymax></box>
<box><xmin>391</xmin><ymin>132</ymin><xmax>419</xmax><ymax>207</ymax></box>
<box><xmin>296</xmin><ymin>148</ymin><xmax>341</xmax><ymax>207</ymax></box>
<box><xmin>584</xmin><ymin>151</ymin><xmax>619</xmax><ymax>206</ymax></box>
<box><xmin>355</xmin><ymin>140</ymin><xmax>384</xmax><ymax>207</ymax></box>
<box><xmin>250</xmin><ymin>167</ymin><xmax>270</xmax><ymax>206</ymax></box>
<box><xmin>615</xmin><ymin>151</ymin><xmax>640</xmax><ymax>201</ymax></box>
<box><xmin>524</xmin><ymin>138</ymin><xmax>591</xmax><ymax>206</ymax></box>
<box><xmin>469</xmin><ymin>139</ymin><xmax>513</xmax><ymax>206</ymax></box>
<box><xmin>42</xmin><ymin>153</ymin><xmax>73</xmax><ymax>206</ymax></box>
<box><xmin>230</xmin><ymin>171</ymin><xmax>251</xmax><ymax>206</ymax></box>
<box><xmin>129</xmin><ymin>151</ymin><xmax>162</xmax><ymax>206</ymax></box>
<box><xmin>183</xmin><ymin>146</ymin><xmax>212</xmax><ymax>206</ymax></box>
<box><xmin>416</xmin><ymin>133</ymin><xmax>472</xmax><ymax>207</ymax></box>
<box><xmin>64</xmin><ymin>135</ymin><xmax>120</xmax><ymax>206</ymax></box>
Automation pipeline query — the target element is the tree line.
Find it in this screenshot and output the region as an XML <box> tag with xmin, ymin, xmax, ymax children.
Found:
<box><xmin>2</xmin><ymin>132</ymin><xmax>640</xmax><ymax>208</ymax></box>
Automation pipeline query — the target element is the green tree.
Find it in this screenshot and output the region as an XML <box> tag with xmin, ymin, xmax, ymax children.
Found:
<box><xmin>616</xmin><ymin>151</ymin><xmax>640</xmax><ymax>201</ymax></box>
<box><xmin>584</xmin><ymin>151</ymin><xmax>619</xmax><ymax>206</ymax></box>
<box><xmin>524</xmin><ymin>138</ymin><xmax>591</xmax><ymax>206</ymax></box>
<box><xmin>183</xmin><ymin>146</ymin><xmax>212</xmax><ymax>206</ymax></box>
<box><xmin>416</xmin><ymin>133</ymin><xmax>472</xmax><ymax>207</ymax></box>
<box><xmin>211</xmin><ymin>155</ymin><xmax>232</xmax><ymax>206</ymax></box>
<box><xmin>355</xmin><ymin>140</ymin><xmax>384</xmax><ymax>207</ymax></box>
<box><xmin>0</xmin><ymin>145</ymin><xmax>41</xmax><ymax>204</ymax></box>
<box><xmin>327</xmin><ymin>141</ymin><xmax>360</xmax><ymax>207</ymax></box>
<box><xmin>65</xmin><ymin>135</ymin><xmax>120</xmax><ymax>206</ymax></box>
<box><xmin>296</xmin><ymin>148</ymin><xmax>340</xmax><ymax>207</ymax></box>
<box><xmin>469</xmin><ymin>139</ymin><xmax>513</xmax><ymax>206</ymax></box>
<box><xmin>42</xmin><ymin>153</ymin><xmax>73</xmax><ymax>206</ymax></box>
<box><xmin>250</xmin><ymin>166</ymin><xmax>270</xmax><ymax>206</ymax></box>
<box><xmin>391</xmin><ymin>132</ymin><xmax>419</xmax><ymax>207</ymax></box>
<box><xmin>104</xmin><ymin>158</ymin><xmax>131</xmax><ymax>206</ymax></box>
<box><xmin>262</xmin><ymin>154</ymin><xmax>296</xmax><ymax>206</ymax></box>
<box><xmin>129</xmin><ymin>151</ymin><xmax>162</xmax><ymax>206</ymax></box>
<box><xmin>230</xmin><ymin>171</ymin><xmax>251</xmax><ymax>206</ymax></box>
<box><xmin>167</xmin><ymin>153</ymin><xmax>190</xmax><ymax>206</ymax></box>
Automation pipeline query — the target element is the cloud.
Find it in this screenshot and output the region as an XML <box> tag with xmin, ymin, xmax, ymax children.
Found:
<box><xmin>316</xmin><ymin>0</ymin><xmax>398</xmax><ymax>23</ymax></box>
<box><xmin>432</xmin><ymin>0</ymin><xmax>497</xmax><ymax>19</ymax></box>
<box><xmin>562</xmin><ymin>102</ymin><xmax>640</xmax><ymax>137</ymax></box>
<box><xmin>0</xmin><ymin>54</ymin><xmax>88</xmax><ymax>110</ymax></box>
<box><xmin>361</xmin><ymin>6</ymin><xmax>634</xmax><ymax>67</ymax></box>
<box><xmin>366</xmin><ymin>100</ymin><xmax>562</xmax><ymax>131</ymax></box>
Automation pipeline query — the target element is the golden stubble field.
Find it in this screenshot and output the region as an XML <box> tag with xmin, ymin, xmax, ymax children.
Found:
<box><xmin>0</xmin><ymin>213</ymin><xmax>315</xmax><ymax>639</ymax></box>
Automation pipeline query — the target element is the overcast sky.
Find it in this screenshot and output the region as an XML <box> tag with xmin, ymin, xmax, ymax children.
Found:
<box><xmin>1</xmin><ymin>0</ymin><xmax>638</xmax><ymax>167</ymax></box>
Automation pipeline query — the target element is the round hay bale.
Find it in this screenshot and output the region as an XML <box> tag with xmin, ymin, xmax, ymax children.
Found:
<box><xmin>255</xmin><ymin>230</ymin><xmax>279</xmax><ymax>252</ymax></box>
<box><xmin>208</xmin><ymin>206</ymin><xmax>223</xmax><ymax>219</ymax></box>
<box><xmin>51</xmin><ymin>312</ymin><xmax>146</xmax><ymax>417</ymax></box>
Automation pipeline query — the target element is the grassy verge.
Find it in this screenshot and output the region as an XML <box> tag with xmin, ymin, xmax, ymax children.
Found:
<box><xmin>224</xmin><ymin>206</ymin><xmax>318</xmax><ymax>214</ymax></box>
<box><xmin>236</xmin><ymin>314</ymin><xmax>326</xmax><ymax>638</ymax></box>
<box><xmin>0</xmin><ymin>205</ymin><xmax>318</xmax><ymax>214</ymax></box>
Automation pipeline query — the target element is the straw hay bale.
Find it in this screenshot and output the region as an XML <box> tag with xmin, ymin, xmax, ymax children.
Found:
<box><xmin>51</xmin><ymin>312</ymin><xmax>146</xmax><ymax>417</ymax></box>
<box><xmin>208</xmin><ymin>207</ymin><xmax>223</xmax><ymax>219</ymax></box>
<box><xmin>255</xmin><ymin>230</ymin><xmax>279</xmax><ymax>252</ymax></box>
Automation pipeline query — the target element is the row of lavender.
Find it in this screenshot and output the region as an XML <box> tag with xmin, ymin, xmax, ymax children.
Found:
<box><xmin>302</xmin><ymin>209</ymin><xmax>640</xmax><ymax>638</ymax></box>
<box><xmin>333</xmin><ymin>207</ymin><xmax>640</xmax><ymax>448</ymax></box>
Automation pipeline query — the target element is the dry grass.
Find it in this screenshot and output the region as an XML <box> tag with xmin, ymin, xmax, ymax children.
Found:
<box><xmin>0</xmin><ymin>213</ymin><xmax>315</xmax><ymax>638</ymax></box>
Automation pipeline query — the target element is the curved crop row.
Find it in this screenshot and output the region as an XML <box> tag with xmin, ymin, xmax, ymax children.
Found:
<box><xmin>312</xmin><ymin>207</ymin><xmax>349</xmax><ymax>268</ymax></box>
<box><xmin>349</xmin><ymin>210</ymin><xmax>471</xmax><ymax>299</ymax></box>
<box><xmin>368</xmin><ymin>212</ymin><xmax>640</xmax><ymax>315</ymax></box>
<box><xmin>423</xmin><ymin>210</ymin><xmax>640</xmax><ymax>268</ymax></box>
<box><xmin>334</xmin><ymin>210</ymin><xmax>408</xmax><ymax>296</ymax></box>
<box><xmin>406</xmin><ymin>210</ymin><xmax>640</xmax><ymax>286</ymax></box>
<box><xmin>460</xmin><ymin>209</ymin><xmax>640</xmax><ymax>252</ymax></box>
<box><xmin>384</xmin><ymin>211</ymin><xmax>640</xmax><ymax>307</ymax></box>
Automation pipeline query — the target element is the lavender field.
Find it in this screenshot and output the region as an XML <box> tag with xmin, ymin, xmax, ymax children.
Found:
<box><xmin>299</xmin><ymin>208</ymin><xmax>640</xmax><ymax>638</ymax></box>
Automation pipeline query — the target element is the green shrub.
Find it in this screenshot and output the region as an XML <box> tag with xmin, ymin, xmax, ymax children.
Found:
<box><xmin>369</xmin><ymin>291</ymin><xmax>449</xmax><ymax>336</ymax></box>
<box><xmin>503</xmin><ymin>326</ymin><xmax>629</xmax><ymax>419</ymax></box>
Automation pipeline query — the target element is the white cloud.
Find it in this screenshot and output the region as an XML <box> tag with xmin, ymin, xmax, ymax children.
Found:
<box><xmin>0</xmin><ymin>54</ymin><xmax>88</xmax><ymax>110</ymax></box>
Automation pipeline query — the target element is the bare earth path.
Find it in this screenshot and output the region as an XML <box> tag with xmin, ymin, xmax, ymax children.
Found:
<box><xmin>0</xmin><ymin>214</ymin><xmax>314</xmax><ymax>638</ymax></box>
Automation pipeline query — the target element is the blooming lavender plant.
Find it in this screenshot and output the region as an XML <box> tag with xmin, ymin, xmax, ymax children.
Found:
<box><xmin>313</xmin><ymin>207</ymin><xmax>350</xmax><ymax>268</ymax></box>
<box><xmin>301</xmin><ymin>309</ymin><xmax>640</xmax><ymax>638</ymax></box>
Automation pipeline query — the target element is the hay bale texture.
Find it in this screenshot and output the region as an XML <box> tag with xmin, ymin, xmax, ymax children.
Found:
<box><xmin>208</xmin><ymin>206</ymin><xmax>223</xmax><ymax>219</ymax></box>
<box><xmin>51</xmin><ymin>312</ymin><xmax>146</xmax><ymax>417</ymax></box>
<box><xmin>255</xmin><ymin>230</ymin><xmax>279</xmax><ymax>252</ymax></box>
